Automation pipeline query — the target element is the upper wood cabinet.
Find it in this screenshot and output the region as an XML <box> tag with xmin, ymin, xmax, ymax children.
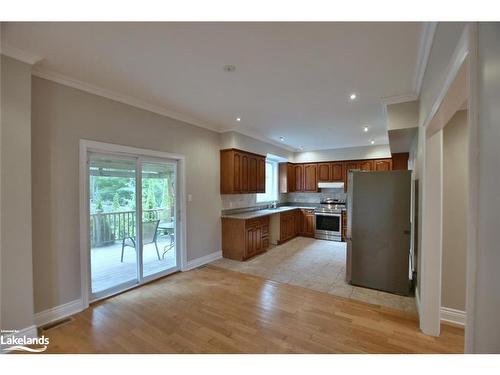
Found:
<box><xmin>331</xmin><ymin>162</ymin><xmax>344</xmax><ymax>181</ymax></box>
<box><xmin>294</xmin><ymin>164</ymin><xmax>304</xmax><ymax>192</ymax></box>
<box><xmin>374</xmin><ymin>158</ymin><xmax>393</xmax><ymax>171</ymax></box>
<box><xmin>303</xmin><ymin>164</ymin><xmax>318</xmax><ymax>192</ymax></box>
<box><xmin>279</xmin><ymin>163</ymin><xmax>296</xmax><ymax>193</ymax></box>
<box><xmin>317</xmin><ymin>162</ymin><xmax>344</xmax><ymax>182</ymax></box>
<box><xmin>276</xmin><ymin>154</ymin><xmax>409</xmax><ymax>194</ymax></box>
<box><xmin>360</xmin><ymin>160</ymin><xmax>374</xmax><ymax>171</ymax></box>
<box><xmin>391</xmin><ymin>153</ymin><xmax>409</xmax><ymax>170</ymax></box>
<box><xmin>220</xmin><ymin>149</ymin><xmax>266</xmax><ymax>194</ymax></box>
<box><xmin>317</xmin><ymin>163</ymin><xmax>331</xmax><ymax>182</ymax></box>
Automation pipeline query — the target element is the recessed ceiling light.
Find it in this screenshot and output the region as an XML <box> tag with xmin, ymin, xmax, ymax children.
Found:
<box><xmin>363</xmin><ymin>125</ymin><xmax>369</xmax><ymax>132</ymax></box>
<box><xmin>236</xmin><ymin>117</ymin><xmax>241</xmax><ymax>122</ymax></box>
<box><xmin>223</xmin><ymin>64</ymin><xmax>236</xmax><ymax>72</ymax></box>
<box><xmin>370</xmin><ymin>139</ymin><xmax>375</xmax><ymax>145</ymax></box>
<box><xmin>349</xmin><ymin>93</ymin><xmax>357</xmax><ymax>100</ymax></box>
<box><xmin>280</xmin><ymin>137</ymin><xmax>285</xmax><ymax>142</ymax></box>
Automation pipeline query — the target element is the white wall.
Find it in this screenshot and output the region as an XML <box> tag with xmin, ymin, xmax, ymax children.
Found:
<box><xmin>387</xmin><ymin>100</ymin><xmax>419</xmax><ymax>131</ymax></box>
<box><xmin>416</xmin><ymin>22</ymin><xmax>467</xmax><ymax>304</ymax></box>
<box><xmin>0</xmin><ymin>55</ymin><xmax>35</xmax><ymax>332</ymax></box>
<box><xmin>469</xmin><ymin>22</ymin><xmax>500</xmax><ymax>353</ymax></box>
<box><xmin>31</xmin><ymin>77</ymin><xmax>222</xmax><ymax>313</ymax></box>
<box><xmin>293</xmin><ymin>144</ymin><xmax>391</xmax><ymax>163</ymax></box>
<box><xmin>442</xmin><ymin>110</ymin><xmax>467</xmax><ymax>311</ymax></box>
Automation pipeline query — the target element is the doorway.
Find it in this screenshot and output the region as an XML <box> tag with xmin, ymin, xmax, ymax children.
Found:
<box><xmin>81</xmin><ymin>141</ymin><xmax>185</xmax><ymax>303</ymax></box>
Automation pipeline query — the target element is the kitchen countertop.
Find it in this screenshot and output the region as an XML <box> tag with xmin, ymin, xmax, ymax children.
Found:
<box><xmin>221</xmin><ymin>206</ymin><xmax>314</xmax><ymax>220</ymax></box>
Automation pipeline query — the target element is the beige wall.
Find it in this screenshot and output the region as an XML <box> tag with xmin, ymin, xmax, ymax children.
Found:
<box><xmin>387</xmin><ymin>100</ymin><xmax>419</xmax><ymax>131</ymax></box>
<box><xmin>1</xmin><ymin>55</ymin><xmax>35</xmax><ymax>331</ymax></box>
<box><xmin>31</xmin><ymin>77</ymin><xmax>222</xmax><ymax>312</ymax></box>
<box><xmin>293</xmin><ymin>144</ymin><xmax>391</xmax><ymax>163</ymax></box>
<box><xmin>220</xmin><ymin>131</ymin><xmax>293</xmax><ymax>160</ymax></box>
<box><xmin>470</xmin><ymin>22</ymin><xmax>500</xmax><ymax>353</ymax></box>
<box><xmin>442</xmin><ymin>110</ymin><xmax>467</xmax><ymax>311</ymax></box>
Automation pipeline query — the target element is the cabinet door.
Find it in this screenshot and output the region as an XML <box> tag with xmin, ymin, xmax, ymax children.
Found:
<box><xmin>374</xmin><ymin>159</ymin><xmax>392</xmax><ymax>171</ymax></box>
<box><xmin>303</xmin><ymin>164</ymin><xmax>317</xmax><ymax>192</ymax></box>
<box><xmin>317</xmin><ymin>163</ymin><xmax>331</xmax><ymax>182</ymax></box>
<box><xmin>233</xmin><ymin>152</ymin><xmax>241</xmax><ymax>192</ymax></box>
<box><xmin>254</xmin><ymin>226</ymin><xmax>262</xmax><ymax>254</ymax></box>
<box><xmin>241</xmin><ymin>154</ymin><xmax>249</xmax><ymax>192</ymax></box>
<box><xmin>360</xmin><ymin>160</ymin><xmax>374</xmax><ymax>171</ymax></box>
<box><xmin>305</xmin><ymin>213</ymin><xmax>315</xmax><ymax>236</ymax></box>
<box><xmin>246</xmin><ymin>227</ymin><xmax>255</xmax><ymax>257</ymax></box>
<box><xmin>331</xmin><ymin>162</ymin><xmax>344</xmax><ymax>181</ymax></box>
<box><xmin>248</xmin><ymin>156</ymin><xmax>258</xmax><ymax>192</ymax></box>
<box><xmin>294</xmin><ymin>165</ymin><xmax>303</xmax><ymax>192</ymax></box>
<box><xmin>287</xmin><ymin>164</ymin><xmax>296</xmax><ymax>192</ymax></box>
<box><xmin>257</xmin><ymin>158</ymin><xmax>265</xmax><ymax>193</ymax></box>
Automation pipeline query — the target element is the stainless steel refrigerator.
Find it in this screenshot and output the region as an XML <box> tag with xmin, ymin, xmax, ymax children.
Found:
<box><xmin>346</xmin><ymin>170</ymin><xmax>412</xmax><ymax>296</ymax></box>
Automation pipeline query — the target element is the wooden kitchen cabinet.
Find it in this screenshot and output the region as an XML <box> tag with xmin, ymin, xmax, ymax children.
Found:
<box><xmin>300</xmin><ymin>209</ymin><xmax>315</xmax><ymax>237</ymax></box>
<box><xmin>280</xmin><ymin>210</ymin><xmax>297</xmax><ymax>243</ymax></box>
<box><xmin>374</xmin><ymin>158</ymin><xmax>393</xmax><ymax>171</ymax></box>
<box><xmin>391</xmin><ymin>152</ymin><xmax>409</xmax><ymax>170</ymax></box>
<box><xmin>318</xmin><ymin>162</ymin><xmax>344</xmax><ymax>182</ymax></box>
<box><xmin>303</xmin><ymin>164</ymin><xmax>318</xmax><ymax>192</ymax></box>
<box><xmin>279</xmin><ymin>163</ymin><xmax>296</xmax><ymax>193</ymax></box>
<box><xmin>317</xmin><ymin>163</ymin><xmax>331</xmax><ymax>182</ymax></box>
<box><xmin>360</xmin><ymin>160</ymin><xmax>374</xmax><ymax>171</ymax></box>
<box><xmin>294</xmin><ymin>164</ymin><xmax>304</xmax><ymax>192</ymax></box>
<box><xmin>220</xmin><ymin>149</ymin><xmax>266</xmax><ymax>194</ymax></box>
<box><xmin>222</xmin><ymin>216</ymin><xmax>270</xmax><ymax>260</ymax></box>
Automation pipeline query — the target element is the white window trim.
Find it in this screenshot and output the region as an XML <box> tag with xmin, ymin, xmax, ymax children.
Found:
<box><xmin>256</xmin><ymin>159</ymin><xmax>279</xmax><ymax>203</ymax></box>
<box><xmin>79</xmin><ymin>139</ymin><xmax>188</xmax><ymax>309</ymax></box>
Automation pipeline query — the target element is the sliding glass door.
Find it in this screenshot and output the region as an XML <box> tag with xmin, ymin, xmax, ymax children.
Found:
<box><xmin>141</xmin><ymin>160</ymin><xmax>178</xmax><ymax>279</ymax></box>
<box><xmin>88</xmin><ymin>152</ymin><xmax>178</xmax><ymax>301</ymax></box>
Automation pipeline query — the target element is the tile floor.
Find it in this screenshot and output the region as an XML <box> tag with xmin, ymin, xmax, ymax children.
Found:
<box><xmin>211</xmin><ymin>236</ymin><xmax>416</xmax><ymax>313</ymax></box>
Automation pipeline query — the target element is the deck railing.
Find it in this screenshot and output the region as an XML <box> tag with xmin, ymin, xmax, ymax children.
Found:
<box><xmin>90</xmin><ymin>208</ymin><xmax>166</xmax><ymax>247</ymax></box>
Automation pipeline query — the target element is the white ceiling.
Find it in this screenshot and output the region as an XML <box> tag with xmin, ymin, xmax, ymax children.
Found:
<box><xmin>3</xmin><ymin>22</ymin><xmax>423</xmax><ymax>151</ymax></box>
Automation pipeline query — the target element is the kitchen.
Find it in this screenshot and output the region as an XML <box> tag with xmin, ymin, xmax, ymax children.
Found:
<box><xmin>214</xmin><ymin>149</ymin><xmax>416</xmax><ymax>312</ymax></box>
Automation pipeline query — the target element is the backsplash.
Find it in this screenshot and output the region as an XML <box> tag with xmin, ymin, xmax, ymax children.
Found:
<box><xmin>221</xmin><ymin>188</ymin><xmax>345</xmax><ymax>210</ymax></box>
<box><xmin>287</xmin><ymin>188</ymin><xmax>346</xmax><ymax>203</ymax></box>
<box><xmin>221</xmin><ymin>193</ymin><xmax>288</xmax><ymax>210</ymax></box>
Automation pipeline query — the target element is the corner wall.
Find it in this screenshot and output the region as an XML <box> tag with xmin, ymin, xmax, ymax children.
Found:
<box><xmin>0</xmin><ymin>55</ymin><xmax>35</xmax><ymax>332</ymax></box>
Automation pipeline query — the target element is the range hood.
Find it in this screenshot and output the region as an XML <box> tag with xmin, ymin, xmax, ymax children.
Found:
<box><xmin>318</xmin><ymin>182</ymin><xmax>345</xmax><ymax>189</ymax></box>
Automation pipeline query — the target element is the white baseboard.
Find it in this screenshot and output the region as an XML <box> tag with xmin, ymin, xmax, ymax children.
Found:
<box><xmin>34</xmin><ymin>299</ymin><xmax>84</xmax><ymax>327</ymax></box>
<box><xmin>182</xmin><ymin>250</ymin><xmax>222</xmax><ymax>271</ymax></box>
<box><xmin>440</xmin><ymin>307</ymin><xmax>466</xmax><ymax>326</ymax></box>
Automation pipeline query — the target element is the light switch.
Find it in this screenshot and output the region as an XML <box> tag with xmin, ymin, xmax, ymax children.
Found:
<box><xmin>188</xmin><ymin>194</ymin><xmax>193</xmax><ymax>202</ymax></box>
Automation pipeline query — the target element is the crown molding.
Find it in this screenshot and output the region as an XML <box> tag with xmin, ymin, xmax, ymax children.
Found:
<box><xmin>32</xmin><ymin>67</ymin><xmax>299</xmax><ymax>153</ymax></box>
<box><xmin>31</xmin><ymin>67</ymin><xmax>224</xmax><ymax>134</ymax></box>
<box><xmin>223</xmin><ymin>128</ymin><xmax>298</xmax><ymax>153</ymax></box>
<box><xmin>381</xmin><ymin>93</ymin><xmax>419</xmax><ymax>106</ymax></box>
<box><xmin>413</xmin><ymin>22</ymin><xmax>437</xmax><ymax>96</ymax></box>
<box><xmin>0</xmin><ymin>43</ymin><xmax>43</xmax><ymax>65</ymax></box>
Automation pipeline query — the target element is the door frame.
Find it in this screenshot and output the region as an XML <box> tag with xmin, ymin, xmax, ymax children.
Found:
<box><xmin>79</xmin><ymin>139</ymin><xmax>187</xmax><ymax>309</ymax></box>
<box><xmin>418</xmin><ymin>23</ymin><xmax>478</xmax><ymax>352</ymax></box>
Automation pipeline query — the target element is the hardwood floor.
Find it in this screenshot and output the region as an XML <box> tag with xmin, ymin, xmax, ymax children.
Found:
<box><xmin>40</xmin><ymin>265</ymin><xmax>464</xmax><ymax>353</ymax></box>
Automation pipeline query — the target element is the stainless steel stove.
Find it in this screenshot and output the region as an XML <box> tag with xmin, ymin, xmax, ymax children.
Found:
<box><xmin>314</xmin><ymin>198</ymin><xmax>346</xmax><ymax>241</ymax></box>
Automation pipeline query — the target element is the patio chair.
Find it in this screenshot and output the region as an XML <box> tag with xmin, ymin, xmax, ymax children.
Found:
<box><xmin>120</xmin><ymin>220</ymin><xmax>161</xmax><ymax>262</ymax></box>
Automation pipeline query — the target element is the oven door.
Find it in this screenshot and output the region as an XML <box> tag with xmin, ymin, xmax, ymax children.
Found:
<box><xmin>315</xmin><ymin>212</ymin><xmax>342</xmax><ymax>240</ymax></box>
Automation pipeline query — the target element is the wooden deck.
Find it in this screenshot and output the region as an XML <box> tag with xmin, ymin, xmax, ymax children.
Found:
<box><xmin>91</xmin><ymin>238</ymin><xmax>176</xmax><ymax>293</ymax></box>
<box><xmin>41</xmin><ymin>265</ymin><xmax>464</xmax><ymax>354</ymax></box>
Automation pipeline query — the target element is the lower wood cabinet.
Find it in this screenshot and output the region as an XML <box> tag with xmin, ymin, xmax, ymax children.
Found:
<box><xmin>300</xmin><ymin>209</ymin><xmax>315</xmax><ymax>237</ymax></box>
<box><xmin>222</xmin><ymin>216</ymin><xmax>269</xmax><ymax>260</ymax></box>
<box><xmin>279</xmin><ymin>208</ymin><xmax>315</xmax><ymax>243</ymax></box>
